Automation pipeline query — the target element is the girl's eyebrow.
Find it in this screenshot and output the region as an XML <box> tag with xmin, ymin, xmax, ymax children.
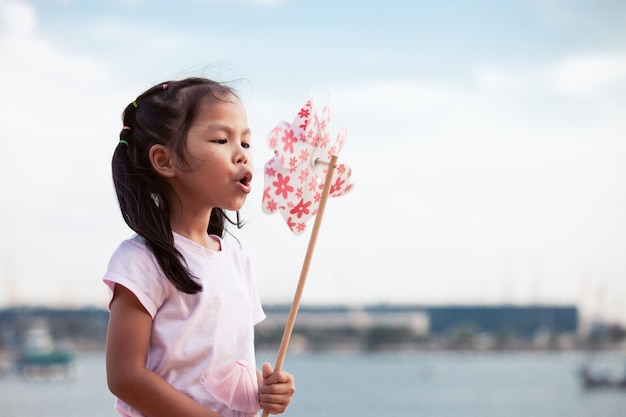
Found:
<box><xmin>204</xmin><ymin>122</ymin><xmax>251</xmax><ymax>137</ymax></box>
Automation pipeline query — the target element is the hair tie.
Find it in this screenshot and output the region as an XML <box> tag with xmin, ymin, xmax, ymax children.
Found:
<box><xmin>132</xmin><ymin>101</ymin><xmax>138</xmax><ymax>108</ymax></box>
<box><xmin>162</xmin><ymin>83</ymin><xmax>168</xmax><ymax>90</ymax></box>
<box><xmin>119</xmin><ymin>139</ymin><xmax>129</xmax><ymax>147</ymax></box>
<box><xmin>122</xmin><ymin>126</ymin><xmax>131</xmax><ymax>131</ymax></box>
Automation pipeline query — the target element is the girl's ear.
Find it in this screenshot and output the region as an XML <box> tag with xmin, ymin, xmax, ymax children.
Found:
<box><xmin>149</xmin><ymin>144</ymin><xmax>176</xmax><ymax>178</ymax></box>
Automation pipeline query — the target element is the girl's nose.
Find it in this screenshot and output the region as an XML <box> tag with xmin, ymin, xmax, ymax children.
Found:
<box><xmin>235</xmin><ymin>148</ymin><xmax>249</xmax><ymax>164</ymax></box>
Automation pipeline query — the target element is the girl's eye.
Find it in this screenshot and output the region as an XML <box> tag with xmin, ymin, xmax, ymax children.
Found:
<box><xmin>214</xmin><ymin>139</ymin><xmax>227</xmax><ymax>144</ymax></box>
<box><xmin>242</xmin><ymin>142</ymin><xmax>250</xmax><ymax>149</ymax></box>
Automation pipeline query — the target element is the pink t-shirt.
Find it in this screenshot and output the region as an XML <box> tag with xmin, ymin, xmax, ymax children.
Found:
<box><xmin>104</xmin><ymin>233</ymin><xmax>266</xmax><ymax>417</ymax></box>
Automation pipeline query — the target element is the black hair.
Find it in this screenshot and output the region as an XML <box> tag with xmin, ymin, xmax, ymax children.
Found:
<box><xmin>112</xmin><ymin>77</ymin><xmax>243</xmax><ymax>294</ymax></box>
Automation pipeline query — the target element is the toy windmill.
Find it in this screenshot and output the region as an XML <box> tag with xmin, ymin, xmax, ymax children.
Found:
<box><xmin>261</xmin><ymin>94</ymin><xmax>353</xmax><ymax>416</ymax></box>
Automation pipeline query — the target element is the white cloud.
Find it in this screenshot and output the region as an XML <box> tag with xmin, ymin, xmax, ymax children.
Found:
<box><xmin>0</xmin><ymin>0</ymin><xmax>130</xmax><ymax>307</ymax></box>
<box><xmin>546</xmin><ymin>53</ymin><xmax>626</xmax><ymax>100</ymax></box>
<box><xmin>0</xmin><ymin>1</ymin><xmax>116</xmax><ymax>193</ymax></box>
<box><xmin>475</xmin><ymin>67</ymin><xmax>529</xmax><ymax>94</ymax></box>
<box><xmin>0</xmin><ymin>1</ymin><xmax>112</xmax><ymax>122</ymax></box>
<box><xmin>475</xmin><ymin>51</ymin><xmax>626</xmax><ymax>114</ymax></box>
<box><xmin>0</xmin><ymin>0</ymin><xmax>35</xmax><ymax>35</ymax></box>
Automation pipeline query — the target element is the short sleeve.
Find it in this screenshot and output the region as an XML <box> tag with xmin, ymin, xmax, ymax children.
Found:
<box><xmin>103</xmin><ymin>237</ymin><xmax>169</xmax><ymax>318</ymax></box>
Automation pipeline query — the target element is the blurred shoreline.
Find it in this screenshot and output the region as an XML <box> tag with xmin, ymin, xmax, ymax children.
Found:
<box><xmin>1</xmin><ymin>304</ymin><xmax>624</xmax><ymax>356</ymax></box>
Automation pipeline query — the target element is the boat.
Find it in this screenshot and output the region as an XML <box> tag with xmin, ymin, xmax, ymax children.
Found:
<box><xmin>579</xmin><ymin>359</ymin><xmax>626</xmax><ymax>390</ymax></box>
<box><xmin>17</xmin><ymin>321</ymin><xmax>77</xmax><ymax>381</ymax></box>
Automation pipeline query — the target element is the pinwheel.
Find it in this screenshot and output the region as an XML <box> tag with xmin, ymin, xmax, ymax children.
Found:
<box><xmin>262</xmin><ymin>96</ymin><xmax>353</xmax><ymax>234</ymax></box>
<box><xmin>261</xmin><ymin>95</ymin><xmax>353</xmax><ymax>416</ymax></box>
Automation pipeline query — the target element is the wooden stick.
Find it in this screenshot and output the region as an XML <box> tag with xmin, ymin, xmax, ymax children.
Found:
<box><xmin>261</xmin><ymin>154</ymin><xmax>339</xmax><ymax>417</ymax></box>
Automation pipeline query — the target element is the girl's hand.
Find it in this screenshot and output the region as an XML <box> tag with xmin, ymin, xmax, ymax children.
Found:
<box><xmin>259</xmin><ymin>362</ymin><xmax>296</xmax><ymax>415</ymax></box>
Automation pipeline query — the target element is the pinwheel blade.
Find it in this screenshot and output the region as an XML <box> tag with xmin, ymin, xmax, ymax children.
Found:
<box><xmin>262</xmin><ymin>97</ymin><xmax>353</xmax><ymax>235</ymax></box>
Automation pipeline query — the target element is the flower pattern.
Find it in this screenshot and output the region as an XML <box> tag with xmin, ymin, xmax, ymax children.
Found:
<box><xmin>263</xmin><ymin>96</ymin><xmax>353</xmax><ymax>235</ymax></box>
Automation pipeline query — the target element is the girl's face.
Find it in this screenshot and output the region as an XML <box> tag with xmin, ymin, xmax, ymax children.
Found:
<box><xmin>170</xmin><ymin>95</ymin><xmax>253</xmax><ymax>213</ymax></box>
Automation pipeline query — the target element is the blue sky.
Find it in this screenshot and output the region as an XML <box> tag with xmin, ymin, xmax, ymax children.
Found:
<box><xmin>1</xmin><ymin>0</ymin><xmax>626</xmax><ymax>325</ymax></box>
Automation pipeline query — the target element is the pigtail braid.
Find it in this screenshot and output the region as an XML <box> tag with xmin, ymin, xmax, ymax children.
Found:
<box><xmin>113</xmin><ymin>83</ymin><xmax>192</xmax><ymax>293</ymax></box>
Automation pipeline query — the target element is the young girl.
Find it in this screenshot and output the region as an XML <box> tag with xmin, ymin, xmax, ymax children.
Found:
<box><xmin>104</xmin><ymin>77</ymin><xmax>295</xmax><ymax>417</ymax></box>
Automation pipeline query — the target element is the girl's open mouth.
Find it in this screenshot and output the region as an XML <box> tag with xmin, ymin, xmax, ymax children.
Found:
<box><xmin>238</xmin><ymin>172</ymin><xmax>252</xmax><ymax>193</ymax></box>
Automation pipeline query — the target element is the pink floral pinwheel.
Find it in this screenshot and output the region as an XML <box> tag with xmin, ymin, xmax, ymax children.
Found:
<box><xmin>262</xmin><ymin>96</ymin><xmax>353</xmax><ymax>235</ymax></box>
<box><xmin>260</xmin><ymin>95</ymin><xmax>354</xmax><ymax>417</ymax></box>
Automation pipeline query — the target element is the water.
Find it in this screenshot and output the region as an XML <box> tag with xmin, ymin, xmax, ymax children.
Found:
<box><xmin>1</xmin><ymin>351</ymin><xmax>625</xmax><ymax>417</ymax></box>
<box><xmin>0</xmin><ymin>352</ymin><xmax>116</xmax><ymax>417</ymax></box>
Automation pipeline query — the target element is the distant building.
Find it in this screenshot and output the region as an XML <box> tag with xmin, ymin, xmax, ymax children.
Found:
<box><xmin>262</xmin><ymin>304</ymin><xmax>578</xmax><ymax>338</ymax></box>
<box><xmin>416</xmin><ymin>305</ymin><xmax>578</xmax><ymax>337</ymax></box>
<box><xmin>262</xmin><ymin>304</ymin><xmax>430</xmax><ymax>336</ymax></box>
